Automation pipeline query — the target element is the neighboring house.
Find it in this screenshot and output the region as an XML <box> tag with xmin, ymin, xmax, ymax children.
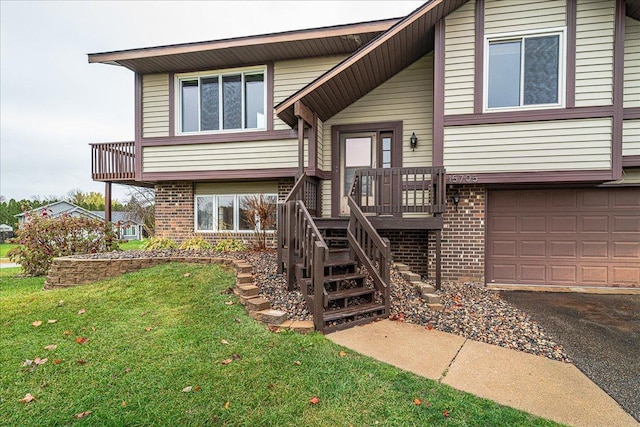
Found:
<box><xmin>0</xmin><ymin>224</ymin><xmax>14</xmax><ymax>243</ymax></box>
<box><xmin>88</xmin><ymin>0</ymin><xmax>639</xmax><ymax>316</ymax></box>
<box><xmin>16</xmin><ymin>201</ymin><xmax>144</xmax><ymax>241</ymax></box>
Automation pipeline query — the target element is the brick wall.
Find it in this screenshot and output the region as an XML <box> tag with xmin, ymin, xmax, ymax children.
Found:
<box><xmin>434</xmin><ymin>184</ymin><xmax>486</xmax><ymax>281</ymax></box>
<box><xmin>379</xmin><ymin>230</ymin><xmax>431</xmax><ymax>276</ymax></box>
<box><xmin>278</xmin><ymin>178</ymin><xmax>295</xmax><ymax>201</ymax></box>
<box><xmin>155</xmin><ymin>181</ymin><xmax>195</xmax><ymax>242</ymax></box>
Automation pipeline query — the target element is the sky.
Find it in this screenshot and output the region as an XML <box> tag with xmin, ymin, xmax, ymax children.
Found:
<box><xmin>0</xmin><ymin>0</ymin><xmax>425</xmax><ymax>203</ymax></box>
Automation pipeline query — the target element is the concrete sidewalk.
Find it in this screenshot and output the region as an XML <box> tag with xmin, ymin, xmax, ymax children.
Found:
<box><xmin>328</xmin><ymin>320</ymin><xmax>638</xmax><ymax>427</ymax></box>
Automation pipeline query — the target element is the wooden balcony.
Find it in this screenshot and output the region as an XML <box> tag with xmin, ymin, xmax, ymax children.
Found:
<box><xmin>91</xmin><ymin>141</ymin><xmax>135</xmax><ymax>182</ymax></box>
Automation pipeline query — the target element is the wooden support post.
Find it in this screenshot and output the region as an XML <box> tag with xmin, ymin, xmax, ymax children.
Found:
<box><xmin>313</xmin><ymin>241</ymin><xmax>325</xmax><ymax>332</ymax></box>
<box><xmin>105</xmin><ymin>182</ymin><xmax>112</xmax><ymax>223</ymax></box>
<box><xmin>435</xmin><ymin>229</ymin><xmax>442</xmax><ymax>291</ymax></box>
<box><xmin>276</xmin><ymin>203</ymin><xmax>284</xmax><ymax>274</ymax></box>
<box><xmin>286</xmin><ymin>202</ymin><xmax>296</xmax><ymax>290</ymax></box>
<box><xmin>382</xmin><ymin>237</ymin><xmax>391</xmax><ymax>314</ymax></box>
<box><xmin>297</xmin><ymin>116</ymin><xmax>304</xmax><ymax>178</ymax></box>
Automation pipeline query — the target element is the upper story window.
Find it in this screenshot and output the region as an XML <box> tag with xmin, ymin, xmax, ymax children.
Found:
<box><xmin>485</xmin><ymin>29</ymin><xmax>565</xmax><ymax>111</ymax></box>
<box><xmin>178</xmin><ymin>67</ymin><xmax>265</xmax><ymax>133</ymax></box>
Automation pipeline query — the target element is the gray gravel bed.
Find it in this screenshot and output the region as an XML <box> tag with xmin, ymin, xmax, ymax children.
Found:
<box><xmin>77</xmin><ymin>249</ymin><xmax>570</xmax><ymax>362</ymax></box>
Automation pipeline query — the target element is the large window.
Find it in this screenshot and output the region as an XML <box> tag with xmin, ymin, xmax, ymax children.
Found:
<box><xmin>485</xmin><ymin>30</ymin><xmax>564</xmax><ymax>110</ymax></box>
<box><xmin>179</xmin><ymin>68</ymin><xmax>265</xmax><ymax>133</ymax></box>
<box><xmin>195</xmin><ymin>194</ymin><xmax>277</xmax><ymax>232</ymax></box>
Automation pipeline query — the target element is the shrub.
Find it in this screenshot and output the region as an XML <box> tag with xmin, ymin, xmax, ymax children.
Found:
<box><xmin>142</xmin><ymin>237</ymin><xmax>178</xmax><ymax>250</ymax></box>
<box><xmin>179</xmin><ymin>236</ymin><xmax>212</xmax><ymax>250</ymax></box>
<box><xmin>214</xmin><ymin>238</ymin><xmax>247</xmax><ymax>252</ymax></box>
<box><xmin>8</xmin><ymin>212</ymin><xmax>120</xmax><ymax>276</ymax></box>
<box><xmin>240</xmin><ymin>194</ymin><xmax>277</xmax><ymax>249</ymax></box>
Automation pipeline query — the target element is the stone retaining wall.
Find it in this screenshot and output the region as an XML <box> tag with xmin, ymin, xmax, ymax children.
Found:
<box><xmin>44</xmin><ymin>256</ymin><xmax>247</xmax><ymax>290</ymax></box>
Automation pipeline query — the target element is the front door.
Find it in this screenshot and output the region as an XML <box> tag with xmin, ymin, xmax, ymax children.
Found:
<box><xmin>340</xmin><ymin>132</ymin><xmax>376</xmax><ymax>215</ymax></box>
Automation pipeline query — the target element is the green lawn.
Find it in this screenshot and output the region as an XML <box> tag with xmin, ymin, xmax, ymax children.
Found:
<box><xmin>0</xmin><ymin>243</ymin><xmax>18</xmax><ymax>258</ymax></box>
<box><xmin>118</xmin><ymin>239</ymin><xmax>146</xmax><ymax>251</ymax></box>
<box><xmin>0</xmin><ymin>264</ymin><xmax>562</xmax><ymax>426</ymax></box>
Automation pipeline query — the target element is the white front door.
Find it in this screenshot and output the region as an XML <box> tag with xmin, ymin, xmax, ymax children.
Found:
<box><xmin>340</xmin><ymin>132</ymin><xmax>376</xmax><ymax>215</ymax></box>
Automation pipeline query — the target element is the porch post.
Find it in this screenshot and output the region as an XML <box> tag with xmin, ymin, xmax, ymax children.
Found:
<box><xmin>105</xmin><ymin>182</ymin><xmax>112</xmax><ymax>223</ymax></box>
<box><xmin>435</xmin><ymin>229</ymin><xmax>442</xmax><ymax>291</ymax></box>
<box><xmin>297</xmin><ymin>116</ymin><xmax>304</xmax><ymax>178</ymax></box>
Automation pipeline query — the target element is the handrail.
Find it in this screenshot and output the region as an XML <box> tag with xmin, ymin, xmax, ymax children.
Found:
<box><xmin>91</xmin><ymin>141</ymin><xmax>136</xmax><ymax>181</ymax></box>
<box><xmin>347</xmin><ymin>174</ymin><xmax>391</xmax><ymax>314</ymax></box>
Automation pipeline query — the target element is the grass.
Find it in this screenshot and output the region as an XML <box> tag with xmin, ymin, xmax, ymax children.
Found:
<box><xmin>118</xmin><ymin>239</ymin><xmax>146</xmax><ymax>251</ymax></box>
<box><xmin>0</xmin><ymin>243</ymin><xmax>18</xmax><ymax>259</ymax></box>
<box><xmin>0</xmin><ymin>264</ymin><xmax>562</xmax><ymax>426</ymax></box>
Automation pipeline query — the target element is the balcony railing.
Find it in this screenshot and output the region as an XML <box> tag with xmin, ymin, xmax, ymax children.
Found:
<box><xmin>91</xmin><ymin>141</ymin><xmax>135</xmax><ymax>181</ymax></box>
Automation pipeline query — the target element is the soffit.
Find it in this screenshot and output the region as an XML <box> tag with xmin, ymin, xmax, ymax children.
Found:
<box><xmin>88</xmin><ymin>19</ymin><xmax>399</xmax><ymax>74</ymax></box>
<box><xmin>275</xmin><ymin>0</ymin><xmax>468</xmax><ymax>127</ymax></box>
<box><xmin>627</xmin><ymin>0</ymin><xmax>640</xmax><ymax>21</ymax></box>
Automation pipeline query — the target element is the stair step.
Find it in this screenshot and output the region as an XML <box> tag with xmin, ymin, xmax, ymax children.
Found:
<box><xmin>327</xmin><ymin>287</ymin><xmax>375</xmax><ymax>301</ymax></box>
<box><xmin>323</xmin><ymin>313</ymin><xmax>387</xmax><ymax>333</ymax></box>
<box><xmin>323</xmin><ymin>302</ymin><xmax>386</xmax><ymax>322</ymax></box>
<box><xmin>324</xmin><ymin>273</ymin><xmax>367</xmax><ymax>283</ymax></box>
<box><xmin>323</xmin><ymin>259</ymin><xmax>358</xmax><ymax>268</ymax></box>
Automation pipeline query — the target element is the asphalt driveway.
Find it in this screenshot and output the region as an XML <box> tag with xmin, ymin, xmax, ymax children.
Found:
<box><xmin>500</xmin><ymin>292</ymin><xmax>640</xmax><ymax>422</ymax></box>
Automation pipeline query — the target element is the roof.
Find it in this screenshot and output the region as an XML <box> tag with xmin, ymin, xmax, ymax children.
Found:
<box><xmin>276</xmin><ymin>0</ymin><xmax>468</xmax><ymax>127</ymax></box>
<box><xmin>0</xmin><ymin>224</ymin><xmax>13</xmax><ymax>232</ymax></box>
<box><xmin>91</xmin><ymin>211</ymin><xmax>143</xmax><ymax>225</ymax></box>
<box><xmin>15</xmin><ymin>201</ymin><xmax>104</xmax><ymax>221</ymax></box>
<box><xmin>88</xmin><ymin>18</ymin><xmax>400</xmax><ymax>74</ymax></box>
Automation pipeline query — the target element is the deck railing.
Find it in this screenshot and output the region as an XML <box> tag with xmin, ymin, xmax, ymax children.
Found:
<box><xmin>90</xmin><ymin>141</ymin><xmax>135</xmax><ymax>181</ymax></box>
<box><xmin>352</xmin><ymin>167</ymin><xmax>446</xmax><ymax>215</ymax></box>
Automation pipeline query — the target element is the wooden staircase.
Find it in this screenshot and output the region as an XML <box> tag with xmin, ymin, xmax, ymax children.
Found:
<box><xmin>277</xmin><ymin>168</ymin><xmax>445</xmax><ymax>333</ymax></box>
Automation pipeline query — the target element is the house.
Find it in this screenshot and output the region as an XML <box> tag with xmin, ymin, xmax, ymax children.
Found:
<box><xmin>0</xmin><ymin>224</ymin><xmax>14</xmax><ymax>244</ymax></box>
<box><xmin>17</xmin><ymin>201</ymin><xmax>144</xmax><ymax>241</ymax></box>
<box><xmin>88</xmin><ymin>0</ymin><xmax>639</xmax><ymax>331</ymax></box>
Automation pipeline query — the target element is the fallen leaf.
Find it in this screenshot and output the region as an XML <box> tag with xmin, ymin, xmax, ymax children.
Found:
<box><xmin>121</xmin><ymin>401</ymin><xmax>127</xmax><ymax>407</ymax></box>
<box><xmin>183</xmin><ymin>273</ymin><xmax>191</xmax><ymax>277</ymax></box>
<box><xmin>413</xmin><ymin>398</ymin><xmax>422</xmax><ymax>405</ymax></box>
<box><xmin>76</xmin><ymin>360</ymin><xmax>87</xmax><ymax>365</ymax></box>
<box><xmin>34</xmin><ymin>357</ymin><xmax>48</xmax><ymax>365</ymax></box>
<box><xmin>75</xmin><ymin>337</ymin><xmax>88</xmax><ymax>345</ymax></box>
<box><xmin>267</xmin><ymin>383</ymin><xmax>274</xmax><ymax>389</ymax></box>
<box><xmin>194</xmin><ymin>386</ymin><xmax>201</xmax><ymax>392</ymax></box>
<box><xmin>125</xmin><ymin>367</ymin><xmax>132</xmax><ymax>373</ymax></box>
<box><xmin>57</xmin><ymin>300</ymin><xmax>64</xmax><ymax>307</ymax></box>
<box><xmin>140</xmin><ymin>311</ymin><xmax>149</xmax><ymax>317</ymax></box>
<box><xmin>269</xmin><ymin>326</ymin><xmax>281</xmax><ymax>333</ymax></box>
<box><xmin>63</xmin><ymin>330</ymin><xmax>71</xmax><ymax>336</ymax></box>
<box><xmin>224</xmin><ymin>301</ymin><xmax>234</xmax><ymax>306</ymax></box>
<box><xmin>144</xmin><ymin>327</ymin><xmax>152</xmax><ymax>332</ymax></box>
<box><xmin>23</xmin><ymin>359</ymin><xmax>33</xmax><ymax>367</ymax></box>
<box><xmin>224</xmin><ymin>401</ymin><xmax>230</xmax><ymax>409</ymax></box>
<box><xmin>339</xmin><ymin>351</ymin><xmax>347</xmax><ymax>357</ymax></box>
<box><xmin>182</xmin><ymin>386</ymin><xmax>193</xmax><ymax>392</ymax></box>
<box><xmin>234</xmin><ymin>318</ymin><xmax>241</xmax><ymax>323</ymax></box>
<box><xmin>78</xmin><ymin>309</ymin><xmax>86</xmax><ymax>315</ymax></box>
<box><xmin>232</xmin><ymin>353</ymin><xmax>241</xmax><ymax>361</ymax></box>
<box><xmin>47</xmin><ymin>319</ymin><xmax>58</xmax><ymax>324</ymax></box>
<box><xmin>32</xmin><ymin>320</ymin><xmax>42</xmax><ymax>327</ymax></box>
<box><xmin>53</xmin><ymin>359</ymin><xmax>63</xmax><ymax>365</ymax></box>
<box><xmin>221</xmin><ymin>358</ymin><xmax>233</xmax><ymax>365</ymax></box>
<box><xmin>442</xmin><ymin>410</ymin><xmax>450</xmax><ymax>418</ymax></box>
<box><xmin>220</xmin><ymin>339</ymin><xmax>229</xmax><ymax>345</ymax></box>
<box><xmin>44</xmin><ymin>344</ymin><xmax>57</xmax><ymax>351</ymax></box>
<box><xmin>309</xmin><ymin>396</ymin><xmax>320</xmax><ymax>405</ymax></box>
<box><xmin>425</xmin><ymin>324</ymin><xmax>434</xmax><ymax>331</ymax></box>
<box><xmin>294</xmin><ymin>360</ymin><xmax>301</xmax><ymax>366</ymax></box>
<box><xmin>19</xmin><ymin>393</ymin><xmax>35</xmax><ymax>403</ymax></box>
<box><xmin>75</xmin><ymin>411</ymin><xmax>92</xmax><ymax>419</ymax></box>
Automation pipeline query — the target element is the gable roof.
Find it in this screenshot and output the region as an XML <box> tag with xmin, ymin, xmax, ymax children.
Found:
<box><xmin>275</xmin><ymin>0</ymin><xmax>468</xmax><ymax>127</ymax></box>
<box><xmin>15</xmin><ymin>201</ymin><xmax>104</xmax><ymax>221</ymax></box>
<box><xmin>90</xmin><ymin>211</ymin><xmax>143</xmax><ymax>225</ymax></box>
<box><xmin>88</xmin><ymin>18</ymin><xmax>400</xmax><ymax>74</ymax></box>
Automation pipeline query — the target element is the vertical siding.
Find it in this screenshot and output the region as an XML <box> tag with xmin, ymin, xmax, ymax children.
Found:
<box><xmin>444</xmin><ymin>0</ymin><xmax>475</xmax><ymax>115</ymax></box>
<box><xmin>321</xmin><ymin>180</ymin><xmax>332</xmax><ymax>218</ymax></box>
<box><xmin>485</xmin><ymin>0</ymin><xmax>566</xmax><ymax>34</ymax></box>
<box><xmin>322</xmin><ymin>54</ymin><xmax>434</xmax><ymax>171</ymax></box>
<box><xmin>142</xmin><ymin>74</ymin><xmax>170</xmax><ymax>138</ymax></box>
<box><xmin>624</xmin><ymin>16</ymin><xmax>640</xmax><ymax>108</ymax></box>
<box><xmin>142</xmin><ymin>139</ymin><xmax>305</xmax><ymax>172</ymax></box>
<box><xmin>443</xmin><ymin>119</ymin><xmax>612</xmax><ymax>173</ymax></box>
<box><xmin>622</xmin><ymin>120</ymin><xmax>640</xmax><ymax>157</ymax></box>
<box><xmin>273</xmin><ymin>55</ymin><xmax>347</xmax><ymax>130</ymax></box>
<box><xmin>575</xmin><ymin>0</ymin><xmax>615</xmax><ymax>107</ymax></box>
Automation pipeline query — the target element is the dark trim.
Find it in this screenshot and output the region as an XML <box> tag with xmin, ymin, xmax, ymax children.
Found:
<box><xmin>298</xmin><ymin>116</ymin><xmax>305</xmax><ymax>177</ymax></box>
<box><xmin>305</xmin><ymin>168</ymin><xmax>331</xmax><ymax>180</ymax></box>
<box><xmin>443</xmin><ymin>105</ymin><xmax>614</xmax><ymax>126</ymax></box>
<box><xmin>134</xmin><ymin>73</ymin><xmax>143</xmax><ymax>180</ymax></box>
<box><xmin>168</xmin><ymin>72</ymin><xmax>175</xmax><ymax>137</ymax></box>
<box><xmin>433</xmin><ymin>18</ymin><xmax>445</xmax><ymax>167</ymax></box>
<box><xmin>141</xmin><ymin>168</ymin><xmax>298</xmax><ymax>182</ymax></box>
<box><xmin>612</xmin><ymin>0</ymin><xmax>625</xmax><ymax>180</ymax></box>
<box><xmin>624</xmin><ymin>107</ymin><xmax>640</xmax><ymax>120</ymax></box>
<box><xmin>622</xmin><ymin>156</ymin><xmax>640</xmax><ymax>167</ymax></box>
<box><xmin>454</xmin><ymin>170</ymin><xmax>613</xmax><ymax>184</ymax></box>
<box><xmin>309</xmin><ymin>112</ymin><xmax>318</xmax><ymax>173</ymax></box>
<box><xmin>104</xmin><ymin>182</ymin><xmax>112</xmax><ymax>223</ymax></box>
<box><xmin>330</xmin><ymin>121</ymin><xmax>403</xmax><ymax>217</ymax></box>
<box><xmin>566</xmin><ymin>0</ymin><xmax>576</xmax><ymax>108</ymax></box>
<box><xmin>140</xmin><ymin>129</ymin><xmax>299</xmax><ymax>147</ymax></box>
<box><xmin>474</xmin><ymin>0</ymin><xmax>484</xmax><ymax>114</ymax></box>
<box><xmin>266</xmin><ymin>62</ymin><xmax>274</xmax><ymax>131</ymax></box>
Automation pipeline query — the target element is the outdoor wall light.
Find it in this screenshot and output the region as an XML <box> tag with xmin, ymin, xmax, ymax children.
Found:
<box><xmin>452</xmin><ymin>191</ymin><xmax>461</xmax><ymax>212</ymax></box>
<box><xmin>410</xmin><ymin>132</ymin><xmax>418</xmax><ymax>151</ymax></box>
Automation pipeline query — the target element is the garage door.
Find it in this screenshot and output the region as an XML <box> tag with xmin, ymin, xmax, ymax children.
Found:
<box><xmin>487</xmin><ymin>188</ymin><xmax>640</xmax><ymax>287</ymax></box>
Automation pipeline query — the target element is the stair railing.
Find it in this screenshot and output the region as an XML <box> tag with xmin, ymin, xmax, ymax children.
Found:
<box><xmin>347</xmin><ymin>175</ymin><xmax>391</xmax><ymax>314</ymax></box>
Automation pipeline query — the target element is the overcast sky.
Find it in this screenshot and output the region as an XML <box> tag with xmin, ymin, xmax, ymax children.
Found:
<box><xmin>0</xmin><ymin>0</ymin><xmax>424</xmax><ymax>202</ymax></box>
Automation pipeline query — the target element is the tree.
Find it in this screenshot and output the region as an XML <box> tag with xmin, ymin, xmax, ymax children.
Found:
<box><xmin>241</xmin><ymin>194</ymin><xmax>277</xmax><ymax>249</ymax></box>
<box><xmin>123</xmin><ymin>186</ymin><xmax>155</xmax><ymax>237</ymax></box>
<box><xmin>65</xmin><ymin>189</ymin><xmax>123</xmax><ymax>211</ymax></box>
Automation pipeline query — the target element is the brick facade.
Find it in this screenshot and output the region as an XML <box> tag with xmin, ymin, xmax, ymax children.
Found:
<box><xmin>155</xmin><ymin>181</ymin><xmax>194</xmax><ymax>242</ymax></box>
<box><xmin>379</xmin><ymin>230</ymin><xmax>431</xmax><ymax>276</ymax></box>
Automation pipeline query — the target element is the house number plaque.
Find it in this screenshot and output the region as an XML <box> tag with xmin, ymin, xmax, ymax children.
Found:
<box><xmin>447</xmin><ymin>174</ymin><xmax>478</xmax><ymax>184</ymax></box>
